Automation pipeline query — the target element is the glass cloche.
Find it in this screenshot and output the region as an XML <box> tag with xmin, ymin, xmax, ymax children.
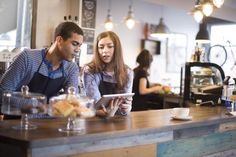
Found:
<box><xmin>1</xmin><ymin>85</ymin><xmax>47</xmax><ymax>130</ymax></box>
<box><xmin>49</xmin><ymin>86</ymin><xmax>95</xmax><ymax>133</ymax></box>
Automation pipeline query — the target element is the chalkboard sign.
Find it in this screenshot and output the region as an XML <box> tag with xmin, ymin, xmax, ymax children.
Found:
<box><xmin>82</xmin><ymin>28</ymin><xmax>95</xmax><ymax>43</ymax></box>
<box><xmin>82</xmin><ymin>0</ymin><xmax>96</xmax><ymax>29</ymax></box>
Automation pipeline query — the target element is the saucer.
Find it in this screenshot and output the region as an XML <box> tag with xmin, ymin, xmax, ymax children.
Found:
<box><xmin>229</xmin><ymin>111</ymin><xmax>236</xmax><ymax>116</ymax></box>
<box><xmin>171</xmin><ymin>115</ymin><xmax>192</xmax><ymax>121</ymax></box>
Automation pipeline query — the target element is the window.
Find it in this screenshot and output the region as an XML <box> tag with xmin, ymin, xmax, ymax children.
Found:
<box><xmin>210</xmin><ymin>24</ymin><xmax>236</xmax><ymax>76</ymax></box>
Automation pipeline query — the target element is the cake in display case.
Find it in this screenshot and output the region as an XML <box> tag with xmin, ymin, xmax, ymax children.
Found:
<box><xmin>180</xmin><ymin>62</ymin><xmax>225</xmax><ymax>105</ymax></box>
<box><xmin>1</xmin><ymin>85</ymin><xmax>47</xmax><ymax>130</ymax></box>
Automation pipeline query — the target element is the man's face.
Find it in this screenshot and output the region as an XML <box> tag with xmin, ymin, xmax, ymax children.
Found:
<box><xmin>57</xmin><ymin>33</ymin><xmax>83</xmax><ymax>62</ymax></box>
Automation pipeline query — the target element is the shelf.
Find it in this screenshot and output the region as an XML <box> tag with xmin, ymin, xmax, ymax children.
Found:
<box><xmin>191</xmin><ymin>84</ymin><xmax>213</xmax><ymax>88</ymax></box>
<box><xmin>192</xmin><ymin>74</ymin><xmax>215</xmax><ymax>77</ymax></box>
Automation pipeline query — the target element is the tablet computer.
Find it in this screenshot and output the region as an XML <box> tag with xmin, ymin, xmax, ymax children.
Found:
<box><xmin>95</xmin><ymin>93</ymin><xmax>134</xmax><ymax>109</ymax></box>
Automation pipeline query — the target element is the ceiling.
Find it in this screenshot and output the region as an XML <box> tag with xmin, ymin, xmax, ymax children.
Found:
<box><xmin>224</xmin><ymin>0</ymin><xmax>236</xmax><ymax>9</ymax></box>
<box><xmin>143</xmin><ymin>0</ymin><xmax>236</xmax><ymax>22</ymax></box>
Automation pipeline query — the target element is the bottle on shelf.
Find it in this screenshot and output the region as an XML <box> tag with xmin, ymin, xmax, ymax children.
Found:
<box><xmin>194</xmin><ymin>43</ymin><xmax>202</xmax><ymax>62</ymax></box>
<box><xmin>74</xmin><ymin>16</ymin><xmax>79</xmax><ymax>25</ymax></box>
<box><xmin>64</xmin><ymin>16</ymin><xmax>67</xmax><ymax>21</ymax></box>
<box><xmin>68</xmin><ymin>15</ymin><xmax>72</xmax><ymax>22</ymax></box>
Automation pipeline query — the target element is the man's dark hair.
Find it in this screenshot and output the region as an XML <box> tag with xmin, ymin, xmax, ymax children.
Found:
<box><xmin>54</xmin><ymin>22</ymin><xmax>84</xmax><ymax>41</ymax></box>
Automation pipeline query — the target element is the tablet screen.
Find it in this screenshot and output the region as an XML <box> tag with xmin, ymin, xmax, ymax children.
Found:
<box><xmin>95</xmin><ymin>93</ymin><xmax>134</xmax><ymax>109</ymax></box>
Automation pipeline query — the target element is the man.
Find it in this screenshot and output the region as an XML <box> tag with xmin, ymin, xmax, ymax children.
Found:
<box><xmin>0</xmin><ymin>22</ymin><xmax>83</xmax><ymax>100</ymax></box>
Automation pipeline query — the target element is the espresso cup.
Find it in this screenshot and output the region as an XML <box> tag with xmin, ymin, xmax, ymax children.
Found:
<box><xmin>171</xmin><ymin>108</ymin><xmax>190</xmax><ymax>118</ymax></box>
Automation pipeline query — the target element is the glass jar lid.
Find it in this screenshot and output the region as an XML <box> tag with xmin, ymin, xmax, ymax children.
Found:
<box><xmin>1</xmin><ymin>85</ymin><xmax>47</xmax><ymax>115</ymax></box>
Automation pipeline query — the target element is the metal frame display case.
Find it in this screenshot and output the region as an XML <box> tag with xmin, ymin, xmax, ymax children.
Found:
<box><xmin>180</xmin><ymin>62</ymin><xmax>225</xmax><ymax>106</ymax></box>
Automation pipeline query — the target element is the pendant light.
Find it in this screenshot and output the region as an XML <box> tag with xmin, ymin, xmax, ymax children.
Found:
<box><xmin>150</xmin><ymin>17</ymin><xmax>170</xmax><ymax>38</ymax></box>
<box><xmin>213</xmin><ymin>0</ymin><xmax>224</xmax><ymax>8</ymax></box>
<box><xmin>191</xmin><ymin>0</ymin><xmax>224</xmax><ymax>23</ymax></box>
<box><xmin>202</xmin><ymin>1</ymin><xmax>214</xmax><ymax>16</ymax></box>
<box><xmin>125</xmin><ymin>0</ymin><xmax>135</xmax><ymax>29</ymax></box>
<box><xmin>192</xmin><ymin>1</ymin><xmax>204</xmax><ymax>23</ymax></box>
<box><xmin>104</xmin><ymin>0</ymin><xmax>113</xmax><ymax>31</ymax></box>
<box><xmin>193</xmin><ymin>8</ymin><xmax>204</xmax><ymax>23</ymax></box>
<box><xmin>195</xmin><ymin>19</ymin><xmax>210</xmax><ymax>43</ymax></box>
<box><xmin>150</xmin><ymin>6</ymin><xmax>170</xmax><ymax>38</ymax></box>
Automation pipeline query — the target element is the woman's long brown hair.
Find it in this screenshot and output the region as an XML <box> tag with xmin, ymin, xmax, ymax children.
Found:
<box><xmin>87</xmin><ymin>31</ymin><xmax>128</xmax><ymax>90</ymax></box>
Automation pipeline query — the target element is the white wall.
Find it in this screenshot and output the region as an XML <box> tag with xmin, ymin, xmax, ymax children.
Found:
<box><xmin>36</xmin><ymin>0</ymin><xmax>79</xmax><ymax>48</ymax></box>
<box><xmin>94</xmin><ymin>0</ymin><xmax>198</xmax><ymax>87</ymax></box>
<box><xmin>34</xmin><ymin>0</ymin><xmax>202</xmax><ymax>88</ymax></box>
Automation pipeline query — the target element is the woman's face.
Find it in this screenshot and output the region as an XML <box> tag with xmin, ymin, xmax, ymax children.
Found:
<box><xmin>98</xmin><ymin>36</ymin><xmax>114</xmax><ymax>64</ymax></box>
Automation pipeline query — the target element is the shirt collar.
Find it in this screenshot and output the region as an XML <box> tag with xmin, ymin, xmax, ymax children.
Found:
<box><xmin>41</xmin><ymin>48</ymin><xmax>66</xmax><ymax>70</ymax></box>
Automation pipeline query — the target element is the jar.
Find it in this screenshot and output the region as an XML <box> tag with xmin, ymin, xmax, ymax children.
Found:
<box><xmin>1</xmin><ymin>85</ymin><xmax>47</xmax><ymax>130</ymax></box>
<box><xmin>48</xmin><ymin>87</ymin><xmax>95</xmax><ymax>132</ymax></box>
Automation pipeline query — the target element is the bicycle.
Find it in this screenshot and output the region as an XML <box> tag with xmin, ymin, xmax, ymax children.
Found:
<box><xmin>207</xmin><ymin>41</ymin><xmax>236</xmax><ymax>69</ymax></box>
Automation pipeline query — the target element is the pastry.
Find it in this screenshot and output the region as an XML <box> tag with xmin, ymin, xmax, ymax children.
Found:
<box><xmin>51</xmin><ymin>99</ymin><xmax>94</xmax><ymax>118</ymax></box>
<box><xmin>230</xmin><ymin>95</ymin><xmax>236</xmax><ymax>101</ymax></box>
<box><xmin>52</xmin><ymin>100</ymin><xmax>74</xmax><ymax>117</ymax></box>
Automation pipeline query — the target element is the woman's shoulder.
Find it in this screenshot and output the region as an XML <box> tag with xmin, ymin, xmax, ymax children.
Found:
<box><xmin>134</xmin><ymin>68</ymin><xmax>147</xmax><ymax>76</ymax></box>
<box><xmin>83</xmin><ymin>64</ymin><xmax>94</xmax><ymax>73</ymax></box>
<box><xmin>82</xmin><ymin>64</ymin><xmax>102</xmax><ymax>79</ymax></box>
<box><xmin>125</xmin><ymin>65</ymin><xmax>133</xmax><ymax>73</ymax></box>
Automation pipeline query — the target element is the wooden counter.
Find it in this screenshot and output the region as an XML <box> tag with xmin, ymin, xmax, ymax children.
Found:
<box><xmin>0</xmin><ymin>106</ymin><xmax>236</xmax><ymax>157</ymax></box>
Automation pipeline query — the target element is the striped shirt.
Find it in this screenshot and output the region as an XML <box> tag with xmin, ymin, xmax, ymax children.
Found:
<box><xmin>0</xmin><ymin>48</ymin><xmax>80</xmax><ymax>99</ymax></box>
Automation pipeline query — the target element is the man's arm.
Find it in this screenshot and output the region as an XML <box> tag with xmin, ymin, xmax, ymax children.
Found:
<box><xmin>0</xmin><ymin>51</ymin><xmax>28</xmax><ymax>92</ymax></box>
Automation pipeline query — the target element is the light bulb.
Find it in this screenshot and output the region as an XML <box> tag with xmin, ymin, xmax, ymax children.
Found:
<box><xmin>213</xmin><ymin>0</ymin><xmax>224</xmax><ymax>8</ymax></box>
<box><xmin>125</xmin><ymin>5</ymin><xmax>135</xmax><ymax>29</ymax></box>
<box><xmin>193</xmin><ymin>10</ymin><xmax>203</xmax><ymax>23</ymax></box>
<box><xmin>105</xmin><ymin>21</ymin><xmax>113</xmax><ymax>31</ymax></box>
<box><xmin>126</xmin><ymin>18</ymin><xmax>135</xmax><ymax>29</ymax></box>
<box><xmin>202</xmin><ymin>2</ymin><xmax>213</xmax><ymax>16</ymax></box>
<box><xmin>104</xmin><ymin>9</ymin><xmax>113</xmax><ymax>31</ymax></box>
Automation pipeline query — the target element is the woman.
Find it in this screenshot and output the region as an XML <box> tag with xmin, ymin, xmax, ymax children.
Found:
<box><xmin>132</xmin><ymin>49</ymin><xmax>165</xmax><ymax>111</ymax></box>
<box><xmin>83</xmin><ymin>31</ymin><xmax>133</xmax><ymax>117</ymax></box>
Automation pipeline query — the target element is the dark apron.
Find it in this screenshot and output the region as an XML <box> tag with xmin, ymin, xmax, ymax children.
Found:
<box><xmin>99</xmin><ymin>73</ymin><xmax>117</xmax><ymax>95</ymax></box>
<box><xmin>28</xmin><ymin>49</ymin><xmax>65</xmax><ymax>100</ymax></box>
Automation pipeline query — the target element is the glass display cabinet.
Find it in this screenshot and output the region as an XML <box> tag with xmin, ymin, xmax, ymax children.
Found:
<box><xmin>180</xmin><ymin>62</ymin><xmax>225</xmax><ymax>105</ymax></box>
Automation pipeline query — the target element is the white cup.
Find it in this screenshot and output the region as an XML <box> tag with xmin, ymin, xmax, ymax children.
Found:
<box><xmin>171</xmin><ymin>108</ymin><xmax>190</xmax><ymax>118</ymax></box>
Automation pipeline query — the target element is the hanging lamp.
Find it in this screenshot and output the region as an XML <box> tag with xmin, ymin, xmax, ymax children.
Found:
<box><xmin>213</xmin><ymin>0</ymin><xmax>224</xmax><ymax>8</ymax></box>
<box><xmin>202</xmin><ymin>1</ymin><xmax>214</xmax><ymax>16</ymax></box>
<box><xmin>191</xmin><ymin>0</ymin><xmax>224</xmax><ymax>23</ymax></box>
<box><xmin>125</xmin><ymin>0</ymin><xmax>135</xmax><ymax>29</ymax></box>
<box><xmin>150</xmin><ymin>17</ymin><xmax>170</xmax><ymax>38</ymax></box>
<box><xmin>104</xmin><ymin>0</ymin><xmax>113</xmax><ymax>31</ymax></box>
<box><xmin>195</xmin><ymin>19</ymin><xmax>210</xmax><ymax>43</ymax></box>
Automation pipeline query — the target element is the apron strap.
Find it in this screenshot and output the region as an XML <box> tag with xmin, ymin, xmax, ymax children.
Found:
<box><xmin>37</xmin><ymin>48</ymin><xmax>48</xmax><ymax>72</ymax></box>
<box><xmin>61</xmin><ymin>63</ymin><xmax>65</xmax><ymax>77</ymax></box>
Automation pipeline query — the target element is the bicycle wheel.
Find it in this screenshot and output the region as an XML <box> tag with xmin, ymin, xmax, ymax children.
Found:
<box><xmin>207</xmin><ymin>44</ymin><xmax>227</xmax><ymax>66</ymax></box>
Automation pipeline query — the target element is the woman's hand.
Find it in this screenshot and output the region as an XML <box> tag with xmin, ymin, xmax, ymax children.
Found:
<box><xmin>118</xmin><ymin>97</ymin><xmax>132</xmax><ymax>115</ymax></box>
<box><xmin>102</xmin><ymin>98</ymin><xmax>123</xmax><ymax>117</ymax></box>
<box><xmin>153</xmin><ymin>85</ymin><xmax>163</xmax><ymax>93</ymax></box>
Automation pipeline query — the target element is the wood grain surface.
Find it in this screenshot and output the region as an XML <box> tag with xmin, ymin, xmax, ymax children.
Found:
<box><xmin>0</xmin><ymin>106</ymin><xmax>235</xmax><ymax>157</ymax></box>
